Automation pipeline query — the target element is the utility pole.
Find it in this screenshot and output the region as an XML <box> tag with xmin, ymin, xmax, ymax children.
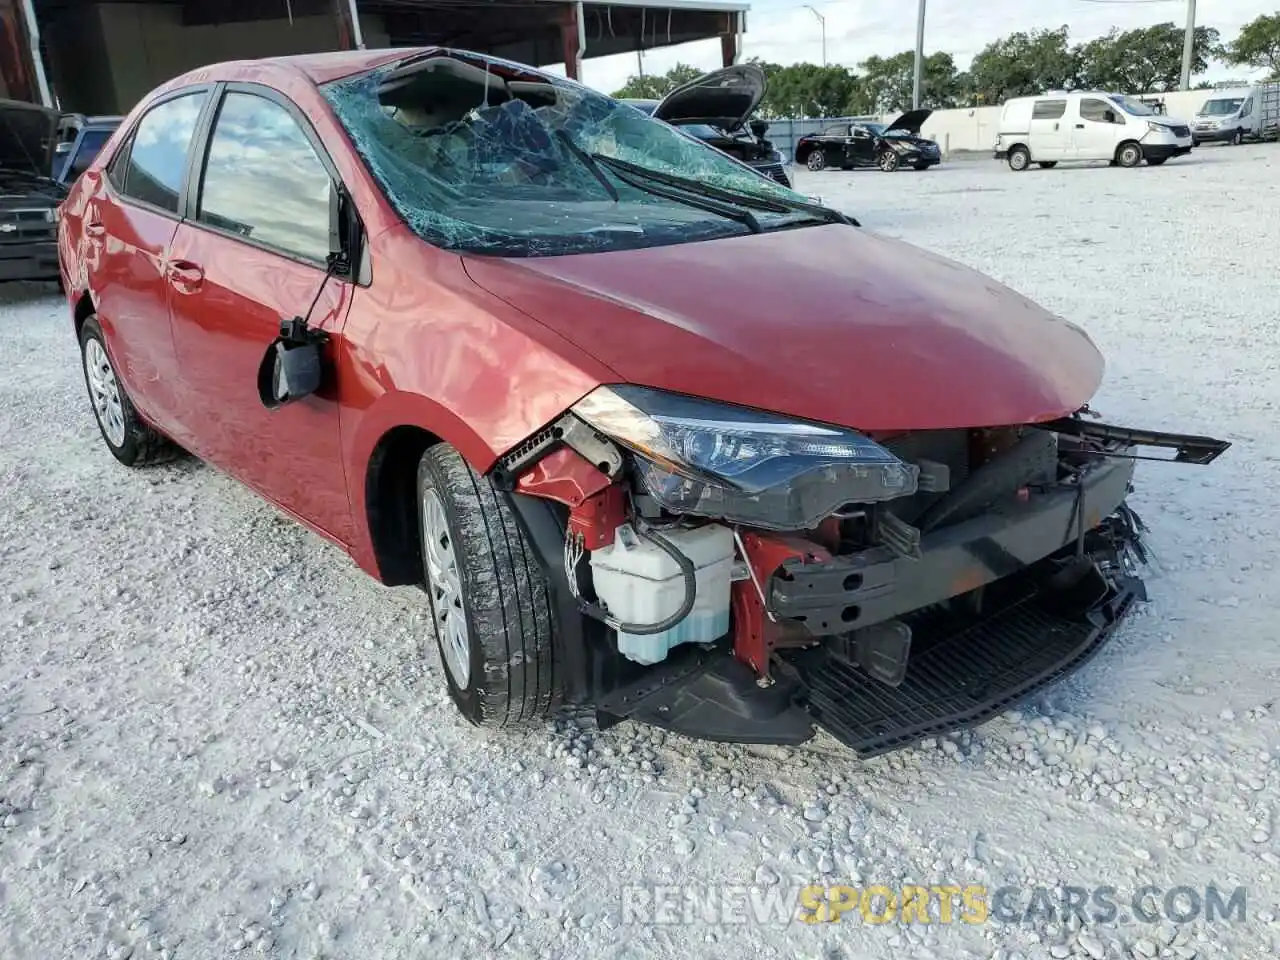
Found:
<box><xmin>913</xmin><ymin>0</ymin><xmax>927</xmax><ymax>109</ymax></box>
<box><xmin>1179</xmin><ymin>0</ymin><xmax>1197</xmax><ymax>90</ymax></box>
<box><xmin>805</xmin><ymin>6</ymin><xmax>827</xmax><ymax>67</ymax></box>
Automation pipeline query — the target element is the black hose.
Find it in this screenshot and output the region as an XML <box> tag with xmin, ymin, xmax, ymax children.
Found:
<box><xmin>571</xmin><ymin>520</ymin><xmax>699</xmax><ymax>636</ymax></box>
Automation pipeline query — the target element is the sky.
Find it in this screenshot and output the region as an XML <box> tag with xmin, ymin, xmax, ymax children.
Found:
<box><xmin>573</xmin><ymin>0</ymin><xmax>1276</xmax><ymax>93</ymax></box>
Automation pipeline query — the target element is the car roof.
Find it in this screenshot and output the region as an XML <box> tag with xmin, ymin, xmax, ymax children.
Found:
<box><xmin>166</xmin><ymin>47</ymin><xmax>430</xmax><ymax>90</ymax></box>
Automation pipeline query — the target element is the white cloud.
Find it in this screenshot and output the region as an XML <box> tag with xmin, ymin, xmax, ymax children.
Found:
<box><xmin>579</xmin><ymin>0</ymin><xmax>1275</xmax><ymax>93</ymax></box>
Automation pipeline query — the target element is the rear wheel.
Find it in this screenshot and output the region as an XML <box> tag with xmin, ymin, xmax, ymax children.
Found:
<box><xmin>417</xmin><ymin>444</ymin><xmax>557</xmax><ymax>727</ymax></box>
<box><xmin>78</xmin><ymin>316</ymin><xmax>177</xmax><ymax>467</ymax></box>
<box><xmin>1116</xmin><ymin>142</ymin><xmax>1143</xmax><ymax>168</ymax></box>
<box><xmin>1007</xmin><ymin>146</ymin><xmax>1031</xmax><ymax>171</ymax></box>
<box><xmin>878</xmin><ymin>150</ymin><xmax>900</xmax><ymax>172</ymax></box>
<box><xmin>806</xmin><ymin>151</ymin><xmax>826</xmax><ymax>171</ymax></box>
<box><xmin>1037</xmin><ymin>161</ymin><xmax>1058</xmax><ymax>169</ymax></box>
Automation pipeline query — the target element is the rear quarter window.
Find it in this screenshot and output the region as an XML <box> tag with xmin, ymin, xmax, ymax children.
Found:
<box><xmin>1032</xmin><ymin>100</ymin><xmax>1067</xmax><ymax>120</ymax></box>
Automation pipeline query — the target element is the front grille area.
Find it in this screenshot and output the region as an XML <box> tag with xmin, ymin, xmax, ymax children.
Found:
<box><xmin>0</xmin><ymin>208</ymin><xmax>55</xmax><ymax>244</ymax></box>
<box><xmin>753</xmin><ymin>161</ymin><xmax>792</xmax><ymax>187</ymax></box>
<box><xmin>1169</xmin><ymin>125</ymin><xmax>1190</xmax><ymax>138</ymax></box>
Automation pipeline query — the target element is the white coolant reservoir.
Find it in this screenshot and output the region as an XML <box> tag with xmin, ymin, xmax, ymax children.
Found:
<box><xmin>589</xmin><ymin>524</ymin><xmax>735</xmax><ymax>665</ymax></box>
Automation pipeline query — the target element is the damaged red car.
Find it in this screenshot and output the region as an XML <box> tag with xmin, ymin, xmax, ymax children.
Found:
<box><xmin>58</xmin><ymin>49</ymin><xmax>1228</xmax><ymax>755</ymax></box>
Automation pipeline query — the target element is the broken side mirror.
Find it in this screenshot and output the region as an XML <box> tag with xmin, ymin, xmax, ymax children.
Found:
<box><xmin>257</xmin><ymin>318</ymin><xmax>329</xmax><ymax>409</ymax></box>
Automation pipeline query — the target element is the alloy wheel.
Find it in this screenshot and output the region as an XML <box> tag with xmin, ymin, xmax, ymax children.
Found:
<box><xmin>879</xmin><ymin>151</ymin><xmax>899</xmax><ymax>172</ymax></box>
<box><xmin>83</xmin><ymin>338</ymin><xmax>126</xmax><ymax>447</ymax></box>
<box><xmin>421</xmin><ymin>487</ymin><xmax>471</xmax><ymax>688</ymax></box>
<box><xmin>806</xmin><ymin>152</ymin><xmax>826</xmax><ymax>171</ymax></box>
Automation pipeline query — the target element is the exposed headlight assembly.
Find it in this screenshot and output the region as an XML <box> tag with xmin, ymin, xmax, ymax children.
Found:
<box><xmin>572</xmin><ymin>385</ymin><xmax>918</xmax><ymax>530</ymax></box>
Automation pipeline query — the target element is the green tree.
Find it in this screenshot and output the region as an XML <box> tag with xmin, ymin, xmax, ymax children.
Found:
<box><xmin>856</xmin><ymin>51</ymin><xmax>963</xmax><ymax>112</ymax></box>
<box><xmin>1221</xmin><ymin>13</ymin><xmax>1280</xmax><ymax>78</ymax></box>
<box><xmin>1076</xmin><ymin>22</ymin><xmax>1220</xmax><ymax>92</ymax></box>
<box><xmin>759</xmin><ymin>63</ymin><xmax>859</xmax><ymax>117</ymax></box>
<box><xmin>610</xmin><ymin>63</ymin><xmax>704</xmax><ymax>100</ymax></box>
<box><xmin>968</xmin><ymin>26</ymin><xmax>1078</xmax><ymax>104</ymax></box>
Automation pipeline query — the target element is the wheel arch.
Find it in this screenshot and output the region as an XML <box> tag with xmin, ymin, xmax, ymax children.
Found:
<box><xmin>1115</xmin><ymin>139</ymin><xmax>1143</xmax><ymax>162</ymax></box>
<box><xmin>73</xmin><ymin>290</ymin><xmax>95</xmax><ymax>341</ymax></box>
<box><xmin>794</xmin><ymin>141</ymin><xmax>814</xmax><ymax>164</ymax></box>
<box><xmin>363</xmin><ymin>424</ymin><xmax>443</xmax><ymax>587</ymax></box>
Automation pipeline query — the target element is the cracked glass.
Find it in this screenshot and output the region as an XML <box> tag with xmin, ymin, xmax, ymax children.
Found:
<box><xmin>323</xmin><ymin>52</ymin><xmax>815</xmax><ymax>257</ymax></box>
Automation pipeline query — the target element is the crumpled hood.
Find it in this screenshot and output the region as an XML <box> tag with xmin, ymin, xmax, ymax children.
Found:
<box><xmin>462</xmin><ymin>225</ymin><xmax>1103</xmax><ymax>432</ymax></box>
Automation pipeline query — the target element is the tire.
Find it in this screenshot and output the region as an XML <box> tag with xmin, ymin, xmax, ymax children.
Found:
<box><xmin>78</xmin><ymin>316</ymin><xmax>177</xmax><ymax>467</ymax></box>
<box><xmin>1037</xmin><ymin>161</ymin><xmax>1058</xmax><ymax>169</ymax></box>
<box><xmin>1007</xmin><ymin>146</ymin><xmax>1031</xmax><ymax>171</ymax></box>
<box><xmin>1116</xmin><ymin>142</ymin><xmax>1142</xmax><ymax>168</ymax></box>
<box><xmin>1231</xmin><ymin>128</ymin><xmax>1244</xmax><ymax>146</ymax></box>
<box><xmin>1146</xmin><ymin>157</ymin><xmax>1167</xmax><ymax>166</ymax></box>
<box><xmin>806</xmin><ymin>151</ymin><xmax>826</xmax><ymax>171</ymax></box>
<box><xmin>878</xmin><ymin>150</ymin><xmax>900</xmax><ymax>172</ymax></box>
<box><xmin>417</xmin><ymin>443</ymin><xmax>557</xmax><ymax>727</ymax></box>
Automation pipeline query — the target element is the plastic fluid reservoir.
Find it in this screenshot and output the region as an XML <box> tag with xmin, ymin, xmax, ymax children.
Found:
<box><xmin>589</xmin><ymin>523</ymin><xmax>735</xmax><ymax>665</ymax></box>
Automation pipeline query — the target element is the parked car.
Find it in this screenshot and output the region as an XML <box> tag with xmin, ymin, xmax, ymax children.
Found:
<box><xmin>995</xmin><ymin>92</ymin><xmax>1193</xmax><ymax>170</ymax></box>
<box><xmin>58</xmin><ymin>49</ymin><xmax>1228</xmax><ymax>756</ymax></box>
<box><xmin>623</xmin><ymin>64</ymin><xmax>791</xmax><ymax>187</ymax></box>
<box><xmin>794</xmin><ymin>112</ymin><xmax>940</xmax><ymax>172</ymax></box>
<box><xmin>1</xmin><ymin>98</ymin><xmax>66</xmax><ymax>282</ymax></box>
<box><xmin>1191</xmin><ymin>86</ymin><xmax>1260</xmax><ymax>146</ymax></box>
<box><xmin>53</xmin><ymin>114</ymin><xmax>123</xmax><ymax>185</ymax></box>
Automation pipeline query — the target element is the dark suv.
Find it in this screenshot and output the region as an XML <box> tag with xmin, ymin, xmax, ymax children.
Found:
<box><xmin>1</xmin><ymin>99</ymin><xmax>66</xmax><ymax>282</ymax></box>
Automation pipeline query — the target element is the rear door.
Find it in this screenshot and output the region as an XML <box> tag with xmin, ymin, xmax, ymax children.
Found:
<box><xmin>1070</xmin><ymin>97</ymin><xmax>1127</xmax><ymax>160</ymax></box>
<box><xmin>849</xmin><ymin>124</ymin><xmax>878</xmax><ymax>165</ymax></box>
<box><xmin>821</xmin><ymin>124</ymin><xmax>852</xmax><ymax>166</ymax></box>
<box><xmin>166</xmin><ymin>85</ymin><xmax>356</xmax><ymax>543</ymax></box>
<box><xmin>85</xmin><ymin>89</ymin><xmax>212</xmax><ymax>437</ymax></box>
<box><xmin>1027</xmin><ymin>98</ymin><xmax>1069</xmax><ymax>160</ymax></box>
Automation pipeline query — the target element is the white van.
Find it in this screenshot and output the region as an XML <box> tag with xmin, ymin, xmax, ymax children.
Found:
<box><xmin>994</xmin><ymin>91</ymin><xmax>1193</xmax><ymax>170</ymax></box>
<box><xmin>1191</xmin><ymin>87</ymin><xmax>1259</xmax><ymax>145</ymax></box>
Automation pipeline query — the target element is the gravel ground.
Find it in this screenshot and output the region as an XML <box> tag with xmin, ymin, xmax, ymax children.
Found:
<box><xmin>2</xmin><ymin>144</ymin><xmax>1278</xmax><ymax>960</ymax></box>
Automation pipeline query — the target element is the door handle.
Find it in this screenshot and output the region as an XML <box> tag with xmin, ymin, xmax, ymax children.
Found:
<box><xmin>84</xmin><ymin>221</ymin><xmax>105</xmax><ymax>238</ymax></box>
<box><xmin>166</xmin><ymin>259</ymin><xmax>205</xmax><ymax>292</ymax></box>
<box><xmin>1075</xmin><ymin>124</ymin><xmax>1085</xmax><ymax>129</ymax></box>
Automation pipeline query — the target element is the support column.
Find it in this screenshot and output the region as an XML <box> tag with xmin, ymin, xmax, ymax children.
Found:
<box><xmin>0</xmin><ymin>0</ymin><xmax>50</xmax><ymax>105</ymax></box>
<box><xmin>560</xmin><ymin>2</ymin><xmax>584</xmax><ymax>81</ymax></box>
<box><xmin>720</xmin><ymin>12</ymin><xmax>740</xmax><ymax>67</ymax></box>
<box><xmin>334</xmin><ymin>0</ymin><xmax>363</xmax><ymax>50</ymax></box>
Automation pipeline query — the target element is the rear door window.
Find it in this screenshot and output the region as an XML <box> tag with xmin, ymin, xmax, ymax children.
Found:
<box><xmin>1032</xmin><ymin>100</ymin><xmax>1066</xmax><ymax>120</ymax></box>
<box><xmin>118</xmin><ymin>93</ymin><xmax>207</xmax><ymax>213</ymax></box>
<box><xmin>822</xmin><ymin>124</ymin><xmax>850</xmax><ymax>137</ymax></box>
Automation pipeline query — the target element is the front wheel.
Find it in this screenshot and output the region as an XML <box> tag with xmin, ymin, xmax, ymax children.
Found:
<box><xmin>1007</xmin><ymin>146</ymin><xmax>1031</xmax><ymax>171</ymax></box>
<box><xmin>1231</xmin><ymin>128</ymin><xmax>1244</xmax><ymax>146</ymax></box>
<box><xmin>878</xmin><ymin>150</ymin><xmax>900</xmax><ymax>172</ymax></box>
<box><xmin>1116</xmin><ymin>142</ymin><xmax>1143</xmax><ymax>168</ymax></box>
<box><xmin>417</xmin><ymin>444</ymin><xmax>558</xmax><ymax>727</ymax></box>
<box><xmin>79</xmin><ymin>316</ymin><xmax>177</xmax><ymax>467</ymax></box>
<box><xmin>805</xmin><ymin>151</ymin><xmax>827</xmax><ymax>172</ymax></box>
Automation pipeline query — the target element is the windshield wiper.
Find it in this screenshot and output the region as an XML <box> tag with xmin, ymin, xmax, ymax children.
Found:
<box><xmin>597</xmin><ymin>161</ymin><xmax>762</xmax><ymax>234</ymax></box>
<box><xmin>553</xmin><ymin>130</ymin><xmax>619</xmax><ymax>202</ymax></box>
<box><xmin>590</xmin><ymin>152</ymin><xmax>858</xmax><ymax>228</ymax></box>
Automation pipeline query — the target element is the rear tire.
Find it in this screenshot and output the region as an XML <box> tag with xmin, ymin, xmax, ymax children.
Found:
<box><xmin>1116</xmin><ymin>142</ymin><xmax>1143</xmax><ymax>168</ymax></box>
<box><xmin>1007</xmin><ymin>146</ymin><xmax>1031</xmax><ymax>171</ymax></box>
<box><xmin>806</xmin><ymin>151</ymin><xmax>826</xmax><ymax>171</ymax></box>
<box><xmin>417</xmin><ymin>444</ymin><xmax>557</xmax><ymax>727</ymax></box>
<box><xmin>1037</xmin><ymin>161</ymin><xmax>1058</xmax><ymax>169</ymax></box>
<box><xmin>78</xmin><ymin>315</ymin><xmax>177</xmax><ymax>467</ymax></box>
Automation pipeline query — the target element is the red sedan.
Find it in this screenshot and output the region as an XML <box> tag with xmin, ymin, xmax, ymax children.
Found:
<box><xmin>58</xmin><ymin>48</ymin><xmax>1227</xmax><ymax>755</ymax></box>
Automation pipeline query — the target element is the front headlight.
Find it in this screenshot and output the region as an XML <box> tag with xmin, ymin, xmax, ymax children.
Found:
<box><xmin>572</xmin><ymin>385</ymin><xmax>918</xmax><ymax>530</ymax></box>
<box><xmin>891</xmin><ymin>141</ymin><xmax>913</xmax><ymax>153</ymax></box>
<box><xmin>1147</xmin><ymin>122</ymin><xmax>1170</xmax><ymax>135</ymax></box>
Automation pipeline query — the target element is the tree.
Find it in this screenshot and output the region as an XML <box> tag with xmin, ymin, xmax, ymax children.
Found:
<box><xmin>856</xmin><ymin>51</ymin><xmax>963</xmax><ymax>112</ymax></box>
<box><xmin>1221</xmin><ymin>13</ymin><xmax>1280</xmax><ymax>78</ymax></box>
<box><xmin>610</xmin><ymin>63</ymin><xmax>703</xmax><ymax>100</ymax></box>
<box><xmin>1076</xmin><ymin>22</ymin><xmax>1220</xmax><ymax>92</ymax></box>
<box><xmin>758</xmin><ymin>63</ymin><xmax>860</xmax><ymax>118</ymax></box>
<box><xmin>968</xmin><ymin>27</ymin><xmax>1077</xmax><ymax>104</ymax></box>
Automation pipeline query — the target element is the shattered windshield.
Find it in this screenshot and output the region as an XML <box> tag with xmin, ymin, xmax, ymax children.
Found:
<box><xmin>323</xmin><ymin>52</ymin><xmax>814</xmax><ymax>257</ymax></box>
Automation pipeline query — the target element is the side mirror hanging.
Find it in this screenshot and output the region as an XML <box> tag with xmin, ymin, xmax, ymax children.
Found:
<box><xmin>257</xmin><ymin>318</ymin><xmax>329</xmax><ymax>409</ymax></box>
